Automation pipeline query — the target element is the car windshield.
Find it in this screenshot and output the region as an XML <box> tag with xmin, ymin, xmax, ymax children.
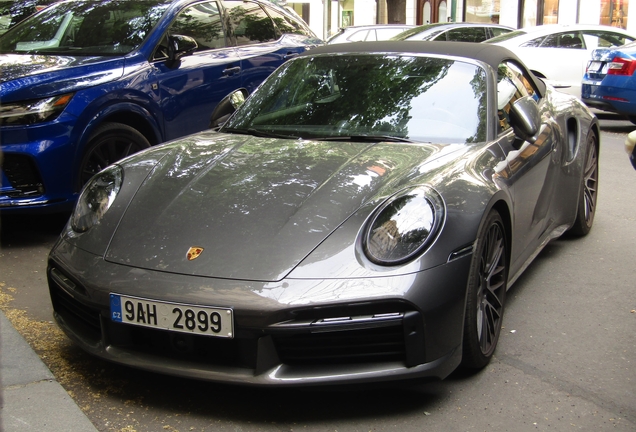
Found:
<box><xmin>0</xmin><ymin>0</ymin><xmax>172</xmax><ymax>55</ymax></box>
<box><xmin>223</xmin><ymin>54</ymin><xmax>488</xmax><ymax>144</ymax></box>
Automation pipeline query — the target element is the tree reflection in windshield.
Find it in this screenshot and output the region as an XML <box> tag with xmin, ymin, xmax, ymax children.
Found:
<box><xmin>0</xmin><ymin>0</ymin><xmax>171</xmax><ymax>55</ymax></box>
<box><xmin>225</xmin><ymin>54</ymin><xmax>488</xmax><ymax>144</ymax></box>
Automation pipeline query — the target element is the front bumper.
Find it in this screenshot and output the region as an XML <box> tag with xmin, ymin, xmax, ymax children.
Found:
<box><xmin>48</xmin><ymin>238</ymin><xmax>471</xmax><ymax>386</ymax></box>
<box><xmin>0</xmin><ymin>114</ymin><xmax>79</xmax><ymax>212</ymax></box>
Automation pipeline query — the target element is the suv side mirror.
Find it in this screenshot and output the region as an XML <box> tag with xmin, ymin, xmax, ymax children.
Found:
<box><xmin>167</xmin><ymin>34</ymin><xmax>198</xmax><ymax>63</ymax></box>
<box><xmin>209</xmin><ymin>89</ymin><xmax>248</xmax><ymax>129</ymax></box>
<box><xmin>509</xmin><ymin>96</ymin><xmax>541</xmax><ymax>141</ymax></box>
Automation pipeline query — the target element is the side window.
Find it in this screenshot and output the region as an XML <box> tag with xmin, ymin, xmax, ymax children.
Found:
<box><xmin>447</xmin><ymin>27</ymin><xmax>488</xmax><ymax>42</ymax></box>
<box><xmin>521</xmin><ymin>36</ymin><xmax>546</xmax><ymax>47</ymax></box>
<box><xmin>225</xmin><ymin>0</ymin><xmax>277</xmax><ymax>46</ymax></box>
<box><xmin>582</xmin><ymin>31</ymin><xmax>634</xmax><ymax>49</ymax></box>
<box><xmin>348</xmin><ymin>29</ymin><xmax>369</xmax><ymax>42</ymax></box>
<box><xmin>155</xmin><ymin>1</ymin><xmax>225</xmax><ymax>59</ymax></box>
<box><xmin>538</xmin><ymin>31</ymin><xmax>585</xmax><ymax>49</ymax></box>
<box><xmin>376</xmin><ymin>27</ymin><xmax>408</xmax><ymax>40</ymax></box>
<box><xmin>262</xmin><ymin>5</ymin><xmax>312</xmax><ymax>37</ymax></box>
<box><xmin>489</xmin><ymin>27</ymin><xmax>511</xmax><ymax>38</ymax></box>
<box><xmin>497</xmin><ymin>61</ymin><xmax>537</xmax><ymax>133</ymax></box>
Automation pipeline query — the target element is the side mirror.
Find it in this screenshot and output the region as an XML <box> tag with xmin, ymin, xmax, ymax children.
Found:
<box><xmin>509</xmin><ymin>96</ymin><xmax>541</xmax><ymax>141</ymax></box>
<box><xmin>167</xmin><ymin>34</ymin><xmax>198</xmax><ymax>64</ymax></box>
<box><xmin>209</xmin><ymin>89</ymin><xmax>248</xmax><ymax>129</ymax></box>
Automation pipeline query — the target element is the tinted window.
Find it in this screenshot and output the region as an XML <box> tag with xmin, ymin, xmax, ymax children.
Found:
<box><xmin>262</xmin><ymin>5</ymin><xmax>313</xmax><ymax>37</ymax></box>
<box><xmin>224</xmin><ymin>55</ymin><xmax>488</xmax><ymax>144</ymax></box>
<box><xmin>582</xmin><ymin>30</ymin><xmax>634</xmax><ymax>48</ymax></box>
<box><xmin>167</xmin><ymin>2</ymin><xmax>225</xmax><ymax>51</ymax></box>
<box><xmin>225</xmin><ymin>0</ymin><xmax>277</xmax><ymax>45</ymax></box>
<box><xmin>530</xmin><ymin>31</ymin><xmax>585</xmax><ymax>49</ymax></box>
<box><xmin>489</xmin><ymin>27</ymin><xmax>511</xmax><ymax>38</ymax></box>
<box><xmin>446</xmin><ymin>27</ymin><xmax>488</xmax><ymax>42</ymax></box>
<box><xmin>0</xmin><ymin>0</ymin><xmax>171</xmax><ymax>55</ymax></box>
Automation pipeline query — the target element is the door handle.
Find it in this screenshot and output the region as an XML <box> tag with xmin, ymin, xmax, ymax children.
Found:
<box><xmin>284</xmin><ymin>52</ymin><xmax>298</xmax><ymax>60</ymax></box>
<box><xmin>223</xmin><ymin>66</ymin><xmax>241</xmax><ymax>76</ymax></box>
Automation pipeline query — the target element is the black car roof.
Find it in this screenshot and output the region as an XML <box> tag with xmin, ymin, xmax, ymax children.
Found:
<box><xmin>300</xmin><ymin>41</ymin><xmax>547</xmax><ymax>95</ymax></box>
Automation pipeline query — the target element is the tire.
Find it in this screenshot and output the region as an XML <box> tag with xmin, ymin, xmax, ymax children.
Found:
<box><xmin>568</xmin><ymin>131</ymin><xmax>598</xmax><ymax>236</ymax></box>
<box><xmin>461</xmin><ymin>210</ymin><xmax>508</xmax><ymax>370</ymax></box>
<box><xmin>78</xmin><ymin>122</ymin><xmax>150</xmax><ymax>189</ymax></box>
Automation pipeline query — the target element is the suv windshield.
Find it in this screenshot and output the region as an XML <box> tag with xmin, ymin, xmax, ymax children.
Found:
<box><xmin>0</xmin><ymin>0</ymin><xmax>172</xmax><ymax>55</ymax></box>
<box><xmin>223</xmin><ymin>54</ymin><xmax>487</xmax><ymax>144</ymax></box>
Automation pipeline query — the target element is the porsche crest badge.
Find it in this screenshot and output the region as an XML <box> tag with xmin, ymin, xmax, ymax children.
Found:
<box><xmin>186</xmin><ymin>247</ymin><xmax>204</xmax><ymax>261</ymax></box>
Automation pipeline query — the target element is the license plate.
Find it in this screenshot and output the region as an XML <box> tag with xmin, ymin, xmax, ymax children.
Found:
<box><xmin>587</xmin><ymin>61</ymin><xmax>603</xmax><ymax>72</ymax></box>
<box><xmin>110</xmin><ymin>294</ymin><xmax>233</xmax><ymax>338</ymax></box>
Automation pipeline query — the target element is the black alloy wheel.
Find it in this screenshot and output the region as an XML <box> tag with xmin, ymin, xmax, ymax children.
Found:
<box><xmin>461</xmin><ymin>210</ymin><xmax>508</xmax><ymax>370</ymax></box>
<box><xmin>569</xmin><ymin>131</ymin><xmax>598</xmax><ymax>236</ymax></box>
<box><xmin>78</xmin><ymin>122</ymin><xmax>150</xmax><ymax>189</ymax></box>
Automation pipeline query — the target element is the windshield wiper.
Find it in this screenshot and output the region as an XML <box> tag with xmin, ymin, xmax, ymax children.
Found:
<box><xmin>316</xmin><ymin>135</ymin><xmax>414</xmax><ymax>143</ymax></box>
<box><xmin>222</xmin><ymin>128</ymin><xmax>298</xmax><ymax>139</ymax></box>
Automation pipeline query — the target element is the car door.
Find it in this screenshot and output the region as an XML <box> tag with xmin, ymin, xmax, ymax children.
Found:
<box><xmin>515</xmin><ymin>31</ymin><xmax>587</xmax><ymax>95</ymax></box>
<box><xmin>494</xmin><ymin>61</ymin><xmax>561</xmax><ymax>272</ymax></box>
<box><xmin>223</xmin><ymin>0</ymin><xmax>307</xmax><ymax>94</ymax></box>
<box><xmin>151</xmin><ymin>0</ymin><xmax>242</xmax><ymax>141</ymax></box>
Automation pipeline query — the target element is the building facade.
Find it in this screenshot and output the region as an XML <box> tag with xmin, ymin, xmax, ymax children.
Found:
<box><xmin>285</xmin><ymin>0</ymin><xmax>634</xmax><ymax>40</ymax></box>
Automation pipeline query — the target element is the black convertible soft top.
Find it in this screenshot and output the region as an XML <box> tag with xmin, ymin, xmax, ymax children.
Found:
<box><xmin>302</xmin><ymin>41</ymin><xmax>547</xmax><ymax>96</ymax></box>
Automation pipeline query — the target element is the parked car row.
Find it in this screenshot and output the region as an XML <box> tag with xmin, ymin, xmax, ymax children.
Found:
<box><xmin>2</xmin><ymin>9</ymin><xmax>636</xmax><ymax>215</ymax></box>
<box><xmin>0</xmin><ymin>2</ymin><xmax>624</xmax><ymax>387</ymax></box>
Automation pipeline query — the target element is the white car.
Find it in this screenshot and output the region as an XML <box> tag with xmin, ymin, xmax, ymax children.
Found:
<box><xmin>486</xmin><ymin>24</ymin><xmax>636</xmax><ymax>97</ymax></box>
<box><xmin>327</xmin><ymin>24</ymin><xmax>415</xmax><ymax>44</ymax></box>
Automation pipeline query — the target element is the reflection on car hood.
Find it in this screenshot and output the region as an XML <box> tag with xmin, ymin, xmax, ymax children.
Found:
<box><xmin>105</xmin><ymin>132</ymin><xmax>452</xmax><ymax>281</ymax></box>
<box><xmin>0</xmin><ymin>54</ymin><xmax>123</xmax><ymax>100</ymax></box>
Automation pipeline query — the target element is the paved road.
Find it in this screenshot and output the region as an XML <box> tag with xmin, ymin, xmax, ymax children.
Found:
<box><xmin>0</xmin><ymin>117</ymin><xmax>635</xmax><ymax>432</ymax></box>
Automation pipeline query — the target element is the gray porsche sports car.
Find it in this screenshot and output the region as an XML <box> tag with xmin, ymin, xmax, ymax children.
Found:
<box><xmin>47</xmin><ymin>42</ymin><xmax>599</xmax><ymax>386</ymax></box>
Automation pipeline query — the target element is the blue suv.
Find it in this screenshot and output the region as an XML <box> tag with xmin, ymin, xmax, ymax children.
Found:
<box><xmin>0</xmin><ymin>0</ymin><xmax>320</xmax><ymax>212</ymax></box>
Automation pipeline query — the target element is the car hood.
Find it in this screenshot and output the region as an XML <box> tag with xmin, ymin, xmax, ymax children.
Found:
<box><xmin>0</xmin><ymin>54</ymin><xmax>124</xmax><ymax>101</ymax></box>
<box><xmin>104</xmin><ymin>133</ymin><xmax>454</xmax><ymax>281</ymax></box>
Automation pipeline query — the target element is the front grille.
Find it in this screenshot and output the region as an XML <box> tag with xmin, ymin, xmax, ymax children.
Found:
<box><xmin>106</xmin><ymin>323</ymin><xmax>259</xmax><ymax>369</ymax></box>
<box><xmin>1</xmin><ymin>154</ymin><xmax>45</xmax><ymax>197</ymax></box>
<box><xmin>272</xmin><ymin>324</ymin><xmax>405</xmax><ymax>365</ymax></box>
<box><xmin>268</xmin><ymin>307</ymin><xmax>426</xmax><ymax>367</ymax></box>
<box><xmin>49</xmin><ymin>280</ymin><xmax>102</xmax><ymax>342</ymax></box>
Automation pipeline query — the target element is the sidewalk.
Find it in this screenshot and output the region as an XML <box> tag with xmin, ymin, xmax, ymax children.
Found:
<box><xmin>0</xmin><ymin>310</ymin><xmax>98</xmax><ymax>432</ymax></box>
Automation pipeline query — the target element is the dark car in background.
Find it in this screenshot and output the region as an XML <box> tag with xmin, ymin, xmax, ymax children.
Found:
<box><xmin>582</xmin><ymin>43</ymin><xmax>636</xmax><ymax>123</ymax></box>
<box><xmin>391</xmin><ymin>22</ymin><xmax>512</xmax><ymax>43</ymax></box>
<box><xmin>0</xmin><ymin>0</ymin><xmax>320</xmax><ymax>213</ymax></box>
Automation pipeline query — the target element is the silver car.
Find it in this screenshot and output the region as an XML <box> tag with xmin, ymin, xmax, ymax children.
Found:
<box><xmin>48</xmin><ymin>41</ymin><xmax>599</xmax><ymax>386</ymax></box>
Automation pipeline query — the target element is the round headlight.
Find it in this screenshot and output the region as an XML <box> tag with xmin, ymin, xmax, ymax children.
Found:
<box><xmin>364</xmin><ymin>186</ymin><xmax>444</xmax><ymax>265</ymax></box>
<box><xmin>71</xmin><ymin>165</ymin><xmax>123</xmax><ymax>233</ymax></box>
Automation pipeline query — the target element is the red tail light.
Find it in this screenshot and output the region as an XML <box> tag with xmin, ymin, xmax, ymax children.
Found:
<box><xmin>607</xmin><ymin>57</ymin><xmax>636</xmax><ymax>75</ymax></box>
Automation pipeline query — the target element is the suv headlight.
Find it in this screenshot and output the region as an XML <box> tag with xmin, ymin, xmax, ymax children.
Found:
<box><xmin>71</xmin><ymin>165</ymin><xmax>123</xmax><ymax>233</ymax></box>
<box><xmin>363</xmin><ymin>186</ymin><xmax>444</xmax><ymax>265</ymax></box>
<box><xmin>0</xmin><ymin>93</ymin><xmax>74</xmax><ymax>126</ymax></box>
